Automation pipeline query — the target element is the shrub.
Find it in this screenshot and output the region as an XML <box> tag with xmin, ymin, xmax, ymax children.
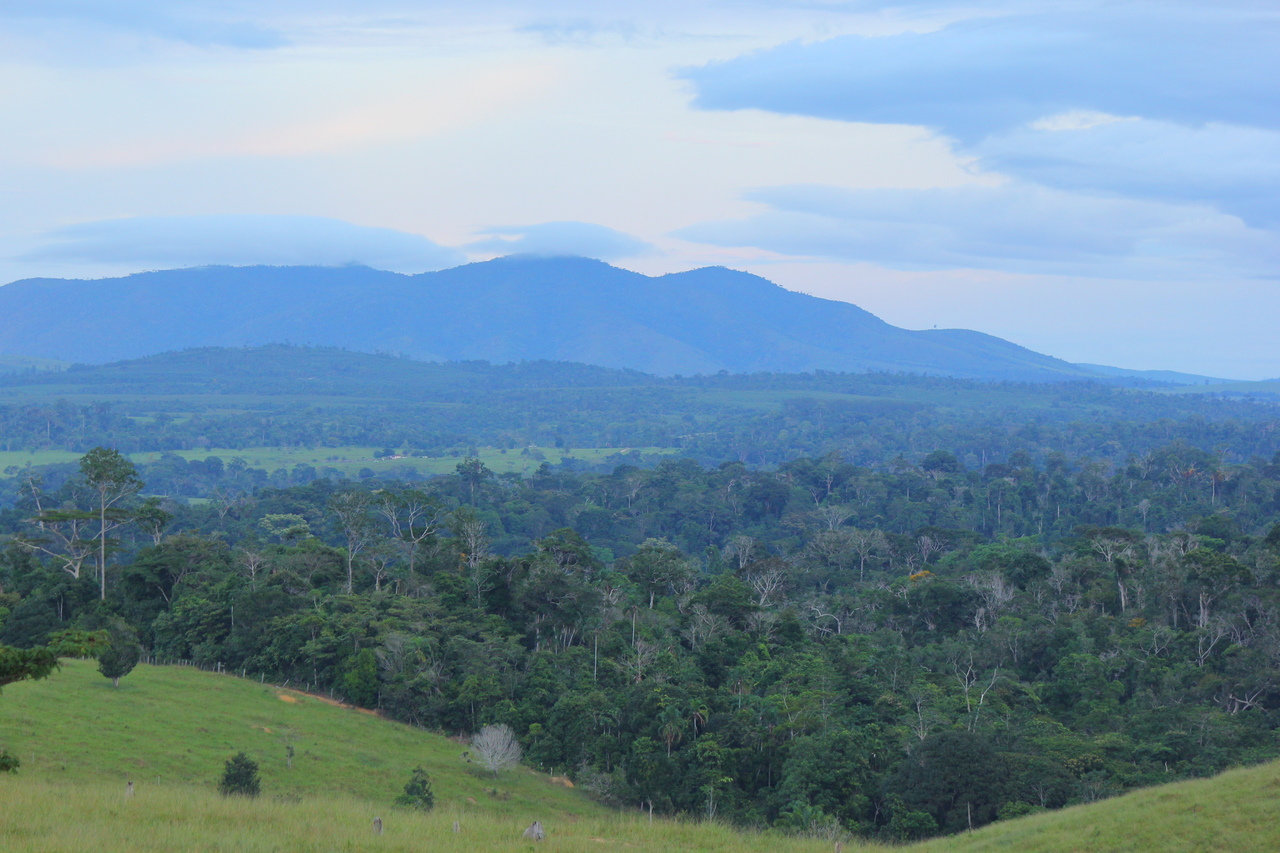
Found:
<box><xmin>219</xmin><ymin>752</ymin><xmax>260</xmax><ymax>797</ymax></box>
<box><xmin>394</xmin><ymin>766</ymin><xmax>435</xmax><ymax>810</ymax></box>
<box><xmin>97</xmin><ymin>622</ymin><xmax>141</xmax><ymax>688</ymax></box>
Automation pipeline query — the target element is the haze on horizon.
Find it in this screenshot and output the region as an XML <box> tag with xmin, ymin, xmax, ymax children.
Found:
<box><xmin>1</xmin><ymin>1</ymin><xmax>1275</xmax><ymax>379</ymax></box>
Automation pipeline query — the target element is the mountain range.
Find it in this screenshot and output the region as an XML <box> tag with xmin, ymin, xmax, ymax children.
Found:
<box><xmin>0</xmin><ymin>256</ymin><xmax>1216</xmax><ymax>383</ymax></box>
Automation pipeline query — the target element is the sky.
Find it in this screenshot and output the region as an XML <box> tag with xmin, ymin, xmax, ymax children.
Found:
<box><xmin>1</xmin><ymin>1</ymin><xmax>1276</xmax><ymax>379</ymax></box>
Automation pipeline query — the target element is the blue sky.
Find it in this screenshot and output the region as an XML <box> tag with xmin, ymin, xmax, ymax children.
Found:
<box><xmin>1</xmin><ymin>1</ymin><xmax>1275</xmax><ymax>377</ymax></box>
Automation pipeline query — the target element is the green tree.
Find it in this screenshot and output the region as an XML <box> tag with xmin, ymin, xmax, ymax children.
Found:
<box><xmin>79</xmin><ymin>447</ymin><xmax>143</xmax><ymax>600</ymax></box>
<box><xmin>394</xmin><ymin>766</ymin><xmax>435</xmax><ymax>810</ymax></box>
<box><xmin>0</xmin><ymin>645</ymin><xmax>59</xmax><ymax>692</ymax></box>
<box><xmin>133</xmin><ymin>497</ymin><xmax>174</xmax><ymax>546</ymax></box>
<box><xmin>339</xmin><ymin>648</ymin><xmax>379</xmax><ymax>708</ymax></box>
<box><xmin>2</xmin><ymin>637</ymin><xmax>85</xmax><ymax>774</ymax></box>
<box><xmin>887</xmin><ymin>730</ymin><xmax>1008</xmax><ymax>833</ymax></box>
<box><xmin>219</xmin><ymin>752</ymin><xmax>260</xmax><ymax>797</ymax></box>
<box><xmin>456</xmin><ymin>456</ymin><xmax>494</xmax><ymax>503</ymax></box>
<box><xmin>621</xmin><ymin>539</ymin><xmax>694</xmax><ymax>608</ymax></box>
<box><xmin>97</xmin><ymin>621</ymin><xmax>142</xmax><ymax>688</ymax></box>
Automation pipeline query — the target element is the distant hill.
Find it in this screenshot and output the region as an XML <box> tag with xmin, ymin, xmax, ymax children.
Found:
<box><xmin>0</xmin><ymin>345</ymin><xmax>660</xmax><ymax>401</ymax></box>
<box><xmin>1072</xmin><ymin>363</ymin><xmax>1230</xmax><ymax>386</ymax></box>
<box><xmin>0</xmin><ymin>354</ymin><xmax>68</xmax><ymax>375</ymax></box>
<box><xmin>0</xmin><ymin>256</ymin><xmax>1098</xmax><ymax>381</ymax></box>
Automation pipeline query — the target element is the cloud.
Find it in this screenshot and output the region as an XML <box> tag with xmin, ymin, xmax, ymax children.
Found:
<box><xmin>973</xmin><ymin>118</ymin><xmax>1280</xmax><ymax>228</ymax></box>
<box><xmin>20</xmin><ymin>215</ymin><xmax>465</xmax><ymax>273</ymax></box>
<box><xmin>468</xmin><ymin>221</ymin><xmax>653</xmax><ymax>260</ymax></box>
<box><xmin>680</xmin><ymin>8</ymin><xmax>1280</xmax><ymax>143</ymax></box>
<box><xmin>0</xmin><ymin>1</ymin><xmax>287</xmax><ymax>49</ymax></box>
<box><xmin>677</xmin><ymin>4</ymin><xmax>1280</xmax><ymax>261</ymax></box>
<box><xmin>517</xmin><ymin>19</ymin><xmax>641</xmax><ymax>45</ymax></box>
<box><xmin>674</xmin><ymin>183</ymin><xmax>1280</xmax><ymax>278</ymax></box>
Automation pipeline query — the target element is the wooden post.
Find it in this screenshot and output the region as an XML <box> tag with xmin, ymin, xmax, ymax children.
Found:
<box><xmin>126</xmin><ymin>781</ymin><xmax>134</xmax><ymax>798</ymax></box>
<box><xmin>453</xmin><ymin>820</ymin><xmax>460</xmax><ymax>834</ymax></box>
<box><xmin>372</xmin><ymin>816</ymin><xmax>383</xmax><ymax>835</ymax></box>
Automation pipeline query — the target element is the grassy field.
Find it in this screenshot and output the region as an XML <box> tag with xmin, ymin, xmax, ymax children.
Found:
<box><xmin>0</xmin><ymin>661</ymin><xmax>849</xmax><ymax>852</ymax></box>
<box><xmin>0</xmin><ymin>660</ymin><xmax>602</xmax><ymax>812</ymax></box>
<box><xmin>4</xmin><ymin>661</ymin><xmax>1280</xmax><ymax>851</ymax></box>
<box><xmin>913</xmin><ymin>759</ymin><xmax>1280</xmax><ymax>853</ymax></box>
<box><xmin>0</xmin><ymin>780</ymin><xmax>852</xmax><ymax>853</ymax></box>
<box><xmin>0</xmin><ymin>445</ymin><xmax>675</xmax><ymax>478</ymax></box>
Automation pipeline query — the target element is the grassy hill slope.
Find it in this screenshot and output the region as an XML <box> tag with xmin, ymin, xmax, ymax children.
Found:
<box><xmin>0</xmin><ymin>660</ymin><xmax>600</xmax><ymax>812</ymax></box>
<box><xmin>5</xmin><ymin>661</ymin><xmax>1280</xmax><ymax>851</ymax></box>
<box><xmin>913</xmin><ymin>759</ymin><xmax>1280</xmax><ymax>853</ymax></box>
<box><xmin>0</xmin><ymin>660</ymin><xmax>841</xmax><ymax>852</ymax></box>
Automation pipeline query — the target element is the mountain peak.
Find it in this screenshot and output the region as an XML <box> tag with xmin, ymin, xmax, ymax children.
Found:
<box><xmin>0</xmin><ymin>257</ymin><xmax>1093</xmax><ymax>381</ymax></box>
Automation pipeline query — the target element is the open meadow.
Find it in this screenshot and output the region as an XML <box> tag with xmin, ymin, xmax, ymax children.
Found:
<box><xmin>5</xmin><ymin>662</ymin><xmax>1280</xmax><ymax>852</ymax></box>
<box><xmin>0</xmin><ymin>661</ymin><xmax>851</xmax><ymax>852</ymax></box>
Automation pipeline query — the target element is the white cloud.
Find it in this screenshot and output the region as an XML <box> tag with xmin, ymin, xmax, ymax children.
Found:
<box><xmin>20</xmin><ymin>215</ymin><xmax>465</xmax><ymax>273</ymax></box>
<box><xmin>469</xmin><ymin>221</ymin><xmax>653</xmax><ymax>260</ymax></box>
<box><xmin>973</xmin><ymin>119</ymin><xmax>1280</xmax><ymax>227</ymax></box>
<box><xmin>681</xmin><ymin>7</ymin><xmax>1280</xmax><ymax>141</ymax></box>
<box><xmin>675</xmin><ymin>183</ymin><xmax>1280</xmax><ymax>277</ymax></box>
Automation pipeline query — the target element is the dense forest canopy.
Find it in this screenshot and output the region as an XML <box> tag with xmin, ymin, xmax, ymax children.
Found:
<box><xmin>0</xmin><ymin>346</ymin><xmax>1276</xmax><ymax>477</ymax></box>
<box><xmin>2</xmin><ymin>350</ymin><xmax>1279</xmax><ymax>840</ymax></box>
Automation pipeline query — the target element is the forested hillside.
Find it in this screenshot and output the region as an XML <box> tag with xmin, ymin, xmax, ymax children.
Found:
<box><xmin>0</xmin><ymin>346</ymin><xmax>1275</xmax><ymax>473</ymax></box>
<box><xmin>3</xmin><ymin>429</ymin><xmax>1279</xmax><ymax>839</ymax></box>
<box><xmin>0</xmin><ymin>258</ymin><xmax>1107</xmax><ymax>379</ymax></box>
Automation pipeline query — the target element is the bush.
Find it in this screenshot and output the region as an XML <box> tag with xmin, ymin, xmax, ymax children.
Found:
<box><xmin>0</xmin><ymin>749</ymin><xmax>20</xmax><ymax>773</ymax></box>
<box><xmin>394</xmin><ymin>766</ymin><xmax>435</xmax><ymax>810</ymax></box>
<box><xmin>219</xmin><ymin>752</ymin><xmax>260</xmax><ymax>797</ymax></box>
<box><xmin>97</xmin><ymin>622</ymin><xmax>141</xmax><ymax>688</ymax></box>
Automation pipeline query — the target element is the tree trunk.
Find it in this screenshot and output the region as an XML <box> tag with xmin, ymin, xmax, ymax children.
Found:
<box><xmin>100</xmin><ymin>504</ymin><xmax>108</xmax><ymax>600</ymax></box>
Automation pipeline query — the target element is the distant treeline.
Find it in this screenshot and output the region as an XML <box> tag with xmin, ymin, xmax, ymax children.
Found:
<box><xmin>0</xmin><ymin>352</ymin><xmax>1276</xmax><ymax>471</ymax></box>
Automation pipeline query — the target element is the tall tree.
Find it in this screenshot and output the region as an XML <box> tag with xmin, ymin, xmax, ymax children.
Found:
<box><xmin>79</xmin><ymin>447</ymin><xmax>143</xmax><ymax>600</ymax></box>
<box><xmin>17</xmin><ymin>474</ymin><xmax>95</xmax><ymax>579</ymax></box>
<box><xmin>329</xmin><ymin>491</ymin><xmax>375</xmax><ymax>594</ymax></box>
<box><xmin>374</xmin><ymin>487</ymin><xmax>443</xmax><ymax>576</ymax></box>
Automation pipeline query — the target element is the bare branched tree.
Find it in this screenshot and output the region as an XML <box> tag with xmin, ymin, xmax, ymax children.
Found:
<box><xmin>812</xmin><ymin>504</ymin><xmax>853</xmax><ymax>532</ymax></box>
<box><xmin>469</xmin><ymin>723</ymin><xmax>522</xmax><ymax>777</ymax></box>
<box><xmin>746</xmin><ymin>565</ymin><xmax>788</xmax><ymax>609</ymax></box>
<box><xmin>18</xmin><ymin>483</ymin><xmax>96</xmax><ymax>579</ymax></box>
<box><xmin>725</xmin><ymin>535</ymin><xmax>757</xmax><ymax>570</ymax></box>
<box><xmin>329</xmin><ymin>491</ymin><xmax>375</xmax><ymax>594</ymax></box>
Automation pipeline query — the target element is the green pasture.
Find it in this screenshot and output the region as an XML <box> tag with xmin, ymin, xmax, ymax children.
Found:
<box><xmin>3</xmin><ymin>660</ymin><xmax>1280</xmax><ymax>851</ymax></box>
<box><xmin>0</xmin><ymin>660</ymin><xmax>607</xmax><ymax>814</ymax></box>
<box><xmin>0</xmin><ymin>661</ymin><xmax>848</xmax><ymax>853</ymax></box>
<box><xmin>914</xmin><ymin>758</ymin><xmax>1280</xmax><ymax>853</ymax></box>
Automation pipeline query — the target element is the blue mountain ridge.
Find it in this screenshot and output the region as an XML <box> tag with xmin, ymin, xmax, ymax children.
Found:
<box><xmin>0</xmin><ymin>255</ymin><xmax>1136</xmax><ymax>382</ymax></box>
